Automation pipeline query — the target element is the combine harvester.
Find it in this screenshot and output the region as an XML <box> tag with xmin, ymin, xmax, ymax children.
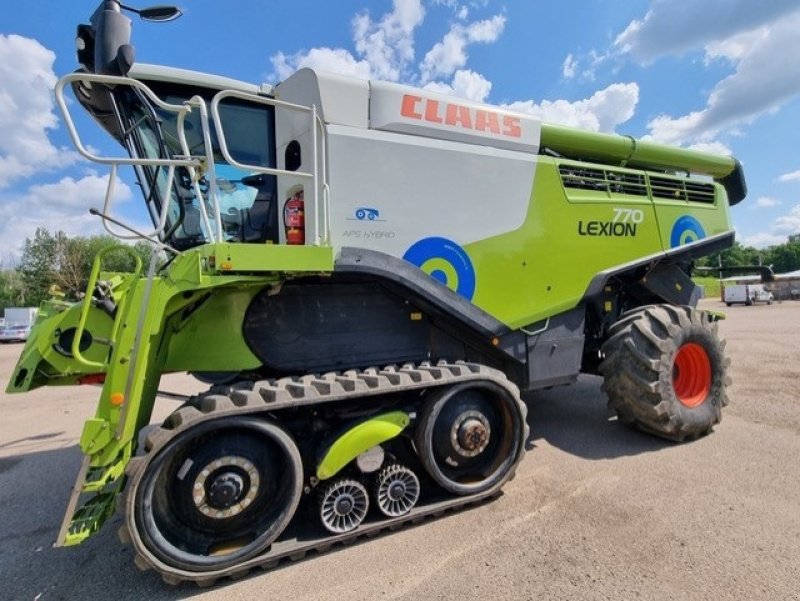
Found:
<box><xmin>7</xmin><ymin>1</ymin><xmax>745</xmax><ymax>585</ymax></box>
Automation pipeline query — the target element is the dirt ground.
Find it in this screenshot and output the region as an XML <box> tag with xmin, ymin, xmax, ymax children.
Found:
<box><xmin>1</xmin><ymin>300</ymin><xmax>799</xmax><ymax>601</ymax></box>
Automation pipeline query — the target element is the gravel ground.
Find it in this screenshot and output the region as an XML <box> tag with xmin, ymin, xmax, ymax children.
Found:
<box><xmin>0</xmin><ymin>299</ymin><xmax>798</xmax><ymax>601</ymax></box>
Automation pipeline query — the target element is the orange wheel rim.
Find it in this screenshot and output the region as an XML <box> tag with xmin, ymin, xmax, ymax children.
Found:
<box><xmin>672</xmin><ymin>342</ymin><xmax>712</xmax><ymax>408</ymax></box>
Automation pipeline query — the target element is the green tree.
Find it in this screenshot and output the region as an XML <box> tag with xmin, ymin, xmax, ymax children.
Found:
<box><xmin>696</xmin><ymin>242</ymin><xmax>760</xmax><ymax>270</ymax></box>
<box><xmin>15</xmin><ymin>228</ymin><xmax>158</xmax><ymax>305</ymax></box>
<box><xmin>768</xmin><ymin>240</ymin><xmax>800</xmax><ymax>273</ymax></box>
<box><xmin>0</xmin><ymin>269</ymin><xmax>26</xmax><ymax>312</ymax></box>
<box><xmin>17</xmin><ymin>227</ymin><xmax>57</xmax><ymax>306</ymax></box>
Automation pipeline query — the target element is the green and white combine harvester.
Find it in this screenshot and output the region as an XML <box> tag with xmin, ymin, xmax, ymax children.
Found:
<box><xmin>7</xmin><ymin>1</ymin><xmax>745</xmax><ymax>585</ymax></box>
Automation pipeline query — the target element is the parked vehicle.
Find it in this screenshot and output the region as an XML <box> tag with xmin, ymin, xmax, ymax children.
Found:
<box><xmin>723</xmin><ymin>283</ymin><xmax>773</xmax><ymax>306</ymax></box>
<box><xmin>0</xmin><ymin>324</ymin><xmax>32</xmax><ymax>343</ymax></box>
<box><xmin>3</xmin><ymin>307</ymin><xmax>38</xmax><ymax>327</ymax></box>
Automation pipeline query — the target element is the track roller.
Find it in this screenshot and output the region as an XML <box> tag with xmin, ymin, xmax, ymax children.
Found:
<box><xmin>374</xmin><ymin>464</ymin><xmax>420</xmax><ymax>517</ymax></box>
<box><xmin>415</xmin><ymin>380</ymin><xmax>526</xmax><ymax>495</ymax></box>
<box><xmin>319</xmin><ymin>479</ymin><xmax>369</xmax><ymax>533</ymax></box>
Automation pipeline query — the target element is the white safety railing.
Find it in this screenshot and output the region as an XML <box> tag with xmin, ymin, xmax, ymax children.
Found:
<box><xmin>210</xmin><ymin>90</ymin><xmax>330</xmax><ymax>246</ymax></box>
<box><xmin>54</xmin><ymin>72</ymin><xmax>222</xmax><ymax>245</ymax></box>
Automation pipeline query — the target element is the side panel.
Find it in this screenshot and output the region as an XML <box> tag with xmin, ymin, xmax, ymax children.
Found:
<box><xmin>326</xmin><ymin>124</ymin><xmax>537</xmax><ymax>258</ymax></box>
<box><xmin>465</xmin><ymin>161</ymin><xmax>666</xmax><ymax>328</ymax></box>
<box><xmin>324</xmin><ymin>127</ymin><xmax>734</xmax><ymax>332</ymax></box>
<box><xmin>325</xmin><ymin>126</ymin><xmax>679</xmax><ymax>329</ymax></box>
<box><xmin>651</xmin><ymin>184</ymin><xmax>733</xmax><ymax>251</ymax></box>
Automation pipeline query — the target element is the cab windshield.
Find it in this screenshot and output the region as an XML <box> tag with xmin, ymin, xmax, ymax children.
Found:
<box><xmin>117</xmin><ymin>82</ymin><xmax>278</xmax><ymax>249</ymax></box>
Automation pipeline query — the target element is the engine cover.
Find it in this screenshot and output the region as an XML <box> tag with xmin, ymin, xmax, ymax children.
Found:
<box><xmin>243</xmin><ymin>282</ymin><xmax>460</xmax><ymax>373</ymax></box>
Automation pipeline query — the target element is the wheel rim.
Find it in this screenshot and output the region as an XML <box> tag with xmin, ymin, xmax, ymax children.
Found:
<box><xmin>416</xmin><ymin>381</ymin><xmax>522</xmax><ymax>495</ymax></box>
<box><xmin>375</xmin><ymin>465</ymin><xmax>420</xmax><ymax>517</ymax></box>
<box><xmin>133</xmin><ymin>417</ymin><xmax>303</xmax><ymax>572</ymax></box>
<box><xmin>672</xmin><ymin>342</ymin><xmax>712</xmax><ymax>408</ymax></box>
<box><xmin>319</xmin><ymin>479</ymin><xmax>369</xmax><ymax>533</ymax></box>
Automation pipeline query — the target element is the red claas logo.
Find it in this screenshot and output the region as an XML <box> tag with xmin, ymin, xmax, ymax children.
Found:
<box><xmin>400</xmin><ymin>94</ymin><xmax>522</xmax><ymax>139</ymax></box>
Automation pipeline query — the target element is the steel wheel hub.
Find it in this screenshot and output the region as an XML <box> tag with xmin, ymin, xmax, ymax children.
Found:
<box><xmin>335</xmin><ymin>495</ymin><xmax>355</xmax><ymax>515</ymax></box>
<box><xmin>450</xmin><ymin>410</ymin><xmax>491</xmax><ymax>457</ymax></box>
<box><xmin>192</xmin><ymin>455</ymin><xmax>260</xmax><ymax>519</ymax></box>
<box><xmin>388</xmin><ymin>481</ymin><xmax>407</xmax><ymax>500</ymax></box>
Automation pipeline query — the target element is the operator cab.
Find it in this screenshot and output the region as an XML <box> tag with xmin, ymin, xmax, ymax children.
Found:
<box><xmin>73</xmin><ymin>64</ymin><xmax>280</xmax><ymax>250</ymax></box>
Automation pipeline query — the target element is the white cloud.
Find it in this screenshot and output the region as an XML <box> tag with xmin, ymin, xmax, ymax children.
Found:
<box><xmin>778</xmin><ymin>170</ymin><xmax>800</xmax><ymax>183</ymax></box>
<box><xmin>419</xmin><ymin>15</ymin><xmax>506</xmax><ymax>83</ymax></box>
<box><xmin>737</xmin><ymin>204</ymin><xmax>800</xmax><ymax>248</ymax></box>
<box><xmin>0</xmin><ymin>173</ymin><xmax>134</xmax><ymax>255</ymax></box>
<box><xmin>562</xmin><ymin>54</ymin><xmax>577</xmax><ymax>80</ymax></box>
<box><xmin>688</xmin><ymin>141</ymin><xmax>732</xmax><ymax>156</ymax></box>
<box><xmin>615</xmin><ymin>4</ymin><xmax>800</xmax><ymax>147</ymax></box>
<box><xmin>740</xmin><ymin>232</ymin><xmax>787</xmax><ymax>249</ymax></box>
<box><xmin>703</xmin><ymin>26</ymin><xmax>770</xmax><ymax>64</ymax></box>
<box><xmin>774</xmin><ymin>205</ymin><xmax>800</xmax><ymax>233</ymax></box>
<box><xmin>267</xmin><ymin>4</ymin><xmax>637</xmax><ymax>142</ymax></box>
<box><xmin>503</xmin><ymin>83</ymin><xmax>639</xmax><ymax>133</ymax></box>
<box><xmin>0</xmin><ymin>34</ymin><xmax>79</xmax><ymax>189</ymax></box>
<box><xmin>753</xmin><ymin>196</ymin><xmax>781</xmax><ymax>209</ymax></box>
<box><xmin>423</xmin><ymin>69</ymin><xmax>491</xmax><ymax>103</ymax></box>
<box><xmin>353</xmin><ymin>0</ymin><xmax>426</xmax><ymax>81</ymax></box>
<box><xmin>613</xmin><ymin>0</ymin><xmax>799</xmax><ymax>63</ymax></box>
<box><xmin>270</xmin><ymin>0</ymin><xmax>425</xmax><ymax>82</ymax></box>
<box><xmin>271</xmin><ymin>48</ymin><xmax>372</xmax><ymax>81</ymax></box>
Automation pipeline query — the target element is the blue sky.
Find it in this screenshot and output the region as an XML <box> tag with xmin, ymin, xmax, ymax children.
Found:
<box><xmin>1</xmin><ymin>0</ymin><xmax>800</xmax><ymax>260</ymax></box>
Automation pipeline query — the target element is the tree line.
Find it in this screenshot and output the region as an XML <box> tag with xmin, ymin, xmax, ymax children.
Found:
<box><xmin>697</xmin><ymin>234</ymin><xmax>800</xmax><ymax>275</ymax></box>
<box><xmin>1</xmin><ymin>228</ymin><xmax>154</xmax><ymax>311</ymax></box>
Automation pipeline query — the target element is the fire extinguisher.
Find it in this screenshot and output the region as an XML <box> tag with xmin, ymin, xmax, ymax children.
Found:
<box><xmin>284</xmin><ymin>190</ymin><xmax>305</xmax><ymax>245</ymax></box>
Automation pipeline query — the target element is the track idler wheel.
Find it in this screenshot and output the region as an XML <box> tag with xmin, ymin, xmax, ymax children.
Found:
<box><xmin>130</xmin><ymin>416</ymin><xmax>303</xmax><ymax>572</ymax></box>
<box><xmin>374</xmin><ymin>464</ymin><xmax>420</xmax><ymax>517</ymax></box>
<box><xmin>414</xmin><ymin>381</ymin><xmax>525</xmax><ymax>495</ymax></box>
<box><xmin>319</xmin><ymin>479</ymin><xmax>369</xmax><ymax>533</ymax></box>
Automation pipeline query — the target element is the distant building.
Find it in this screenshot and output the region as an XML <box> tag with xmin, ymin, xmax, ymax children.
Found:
<box><xmin>720</xmin><ymin>269</ymin><xmax>800</xmax><ymax>301</ymax></box>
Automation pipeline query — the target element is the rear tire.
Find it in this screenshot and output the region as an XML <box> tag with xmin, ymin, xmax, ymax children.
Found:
<box><xmin>599</xmin><ymin>304</ymin><xmax>730</xmax><ymax>442</ymax></box>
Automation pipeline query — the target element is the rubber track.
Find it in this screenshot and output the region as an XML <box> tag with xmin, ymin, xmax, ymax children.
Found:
<box><xmin>122</xmin><ymin>361</ymin><xmax>529</xmax><ymax>586</ymax></box>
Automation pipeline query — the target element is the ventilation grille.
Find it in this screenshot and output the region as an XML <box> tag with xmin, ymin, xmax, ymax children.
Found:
<box><xmin>649</xmin><ymin>176</ymin><xmax>716</xmax><ymax>204</ymax></box>
<box><xmin>559</xmin><ymin>164</ymin><xmax>717</xmax><ymax>204</ymax></box>
<box><xmin>559</xmin><ymin>166</ymin><xmax>647</xmax><ymax>197</ymax></box>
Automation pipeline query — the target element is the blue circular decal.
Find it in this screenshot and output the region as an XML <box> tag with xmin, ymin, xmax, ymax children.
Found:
<box><xmin>403</xmin><ymin>237</ymin><xmax>476</xmax><ymax>300</ymax></box>
<box><xmin>670</xmin><ymin>215</ymin><xmax>706</xmax><ymax>248</ymax></box>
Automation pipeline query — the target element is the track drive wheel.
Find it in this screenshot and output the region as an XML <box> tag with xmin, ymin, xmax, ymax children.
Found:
<box><xmin>599</xmin><ymin>304</ymin><xmax>730</xmax><ymax>442</ymax></box>
<box><xmin>414</xmin><ymin>380</ymin><xmax>526</xmax><ymax>495</ymax></box>
<box><xmin>129</xmin><ymin>416</ymin><xmax>303</xmax><ymax>572</ymax></box>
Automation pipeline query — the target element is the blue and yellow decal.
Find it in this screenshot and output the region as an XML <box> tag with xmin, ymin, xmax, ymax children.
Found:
<box><xmin>403</xmin><ymin>237</ymin><xmax>477</xmax><ymax>300</ymax></box>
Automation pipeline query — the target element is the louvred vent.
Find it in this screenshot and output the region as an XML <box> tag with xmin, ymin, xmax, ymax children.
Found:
<box><xmin>649</xmin><ymin>176</ymin><xmax>716</xmax><ymax>204</ymax></box>
<box><xmin>559</xmin><ymin>163</ymin><xmax>717</xmax><ymax>204</ymax></box>
<box><xmin>559</xmin><ymin>166</ymin><xmax>647</xmax><ymax>197</ymax></box>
